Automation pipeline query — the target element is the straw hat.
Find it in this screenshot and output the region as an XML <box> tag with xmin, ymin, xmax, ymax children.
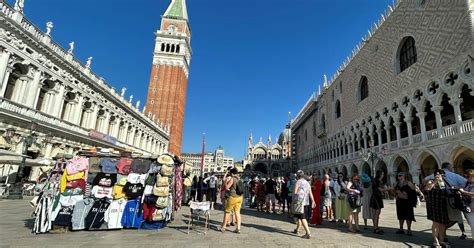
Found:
<box><xmin>157</xmin><ymin>154</ymin><xmax>174</xmax><ymax>165</ymax></box>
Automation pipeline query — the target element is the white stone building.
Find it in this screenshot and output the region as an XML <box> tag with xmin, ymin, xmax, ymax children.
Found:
<box><xmin>0</xmin><ymin>1</ymin><xmax>170</xmax><ymax>181</ymax></box>
<box><xmin>291</xmin><ymin>0</ymin><xmax>474</xmax><ymax>185</ymax></box>
<box><xmin>243</xmin><ymin>133</ymin><xmax>292</xmax><ymax>177</ymax></box>
<box><xmin>182</xmin><ymin>146</ymin><xmax>234</xmax><ymax>176</ymax></box>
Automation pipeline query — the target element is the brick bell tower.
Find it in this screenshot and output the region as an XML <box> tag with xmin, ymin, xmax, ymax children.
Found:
<box><xmin>145</xmin><ymin>0</ymin><xmax>192</xmax><ymax>156</ymax></box>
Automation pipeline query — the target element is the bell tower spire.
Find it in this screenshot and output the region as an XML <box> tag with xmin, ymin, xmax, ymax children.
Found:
<box><xmin>145</xmin><ymin>0</ymin><xmax>192</xmax><ymax>156</ymax></box>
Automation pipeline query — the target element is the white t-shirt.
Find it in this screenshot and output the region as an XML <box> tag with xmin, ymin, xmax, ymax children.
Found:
<box><xmin>91</xmin><ymin>185</ymin><xmax>113</xmax><ymax>200</ymax></box>
<box><xmin>127</xmin><ymin>173</ymin><xmax>147</xmax><ymax>184</ymax></box>
<box><xmin>296</xmin><ymin>179</ymin><xmax>311</xmax><ymax>206</ymax></box>
<box><xmin>104</xmin><ymin>198</ymin><xmax>126</xmax><ymax>229</ymax></box>
<box><xmin>207</xmin><ymin>176</ymin><xmax>217</xmax><ymax>189</ymax></box>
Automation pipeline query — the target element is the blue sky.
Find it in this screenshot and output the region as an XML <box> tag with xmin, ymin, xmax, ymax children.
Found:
<box><xmin>14</xmin><ymin>0</ymin><xmax>393</xmax><ymax>159</ymax></box>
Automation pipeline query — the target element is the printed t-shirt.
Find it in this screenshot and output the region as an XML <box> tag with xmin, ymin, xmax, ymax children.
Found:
<box><xmin>91</xmin><ymin>185</ymin><xmax>113</xmax><ymax>200</ymax></box>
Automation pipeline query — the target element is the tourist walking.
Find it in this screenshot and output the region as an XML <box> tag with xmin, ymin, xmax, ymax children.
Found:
<box><xmin>256</xmin><ymin>178</ymin><xmax>266</xmax><ymax>212</ymax></box>
<box><xmin>191</xmin><ymin>176</ymin><xmax>198</xmax><ymax>201</ymax></box>
<box><xmin>265</xmin><ymin>177</ymin><xmax>277</xmax><ymax>213</ymax></box>
<box><xmin>459</xmin><ymin>169</ymin><xmax>474</xmax><ymax>245</ymax></box>
<box><xmin>425</xmin><ymin>169</ymin><xmax>449</xmax><ymax>247</ymax></box>
<box><xmin>360</xmin><ymin>174</ymin><xmax>373</xmax><ymax>230</ymax></box>
<box><xmin>292</xmin><ymin>170</ymin><xmax>316</xmax><ymax>239</ymax></box>
<box><xmin>370</xmin><ymin>170</ymin><xmax>387</xmax><ymax>234</ymax></box>
<box><xmin>287</xmin><ymin>174</ymin><xmax>296</xmax><ymax>217</ymax></box>
<box><xmin>346</xmin><ymin>174</ymin><xmax>363</xmax><ymax>233</ymax></box>
<box><xmin>334</xmin><ymin>173</ymin><xmax>348</xmax><ymax>223</ymax></box>
<box><xmin>322</xmin><ymin>174</ymin><xmax>333</xmax><ymax>221</ymax></box>
<box><xmin>204</xmin><ymin>173</ymin><xmax>218</xmax><ymax>209</ymax></box>
<box><xmin>310</xmin><ymin>174</ymin><xmax>322</xmax><ymax>225</ymax></box>
<box><xmin>218</xmin><ymin>168</ymin><xmax>243</xmax><ymax>234</ymax></box>
<box><xmin>280</xmin><ymin>177</ymin><xmax>290</xmax><ymax>213</ymax></box>
<box><xmin>197</xmin><ymin>176</ymin><xmax>204</xmax><ymax>202</ymax></box>
<box><xmin>394</xmin><ymin>172</ymin><xmax>416</xmax><ymax>236</ymax></box>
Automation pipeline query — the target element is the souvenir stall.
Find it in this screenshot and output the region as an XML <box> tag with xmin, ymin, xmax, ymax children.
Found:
<box><xmin>32</xmin><ymin>150</ymin><xmax>179</xmax><ymax>234</ymax></box>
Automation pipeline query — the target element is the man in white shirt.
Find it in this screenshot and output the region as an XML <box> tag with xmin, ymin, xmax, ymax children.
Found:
<box><xmin>204</xmin><ymin>173</ymin><xmax>218</xmax><ymax>209</ymax></box>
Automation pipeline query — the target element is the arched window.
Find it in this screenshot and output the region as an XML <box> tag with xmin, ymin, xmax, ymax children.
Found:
<box><xmin>166</xmin><ymin>44</ymin><xmax>170</xmax><ymax>52</ymax></box>
<box><xmin>359</xmin><ymin>76</ymin><xmax>369</xmax><ymax>101</ymax></box>
<box><xmin>335</xmin><ymin>100</ymin><xmax>341</xmax><ymax>119</ymax></box>
<box><xmin>161</xmin><ymin>43</ymin><xmax>165</xmax><ymax>52</ymax></box>
<box><xmin>399</xmin><ymin>37</ymin><xmax>417</xmax><ymax>72</ymax></box>
<box><xmin>320</xmin><ymin>114</ymin><xmax>326</xmax><ymax>131</ymax></box>
<box><xmin>176</xmin><ymin>45</ymin><xmax>180</xmax><ymax>53</ymax></box>
<box><xmin>171</xmin><ymin>44</ymin><xmax>175</xmax><ymax>53</ymax></box>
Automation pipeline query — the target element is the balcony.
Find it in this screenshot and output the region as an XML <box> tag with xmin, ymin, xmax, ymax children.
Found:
<box><xmin>0</xmin><ymin>98</ymin><xmax>151</xmax><ymax>154</ymax></box>
<box><xmin>298</xmin><ymin>119</ymin><xmax>474</xmax><ymax>170</ymax></box>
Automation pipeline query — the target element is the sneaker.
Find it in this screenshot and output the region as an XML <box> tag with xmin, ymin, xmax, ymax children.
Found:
<box><xmin>459</xmin><ymin>234</ymin><xmax>467</xmax><ymax>240</ymax></box>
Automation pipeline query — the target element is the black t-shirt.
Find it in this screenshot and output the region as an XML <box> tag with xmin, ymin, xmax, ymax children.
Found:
<box><xmin>124</xmin><ymin>182</ymin><xmax>145</xmax><ymax>199</ymax></box>
<box><xmin>281</xmin><ymin>181</ymin><xmax>289</xmax><ymax>195</ymax></box>
<box><xmin>53</xmin><ymin>205</ymin><xmax>74</xmax><ymax>227</ymax></box>
<box><xmin>92</xmin><ymin>173</ymin><xmax>117</xmax><ymax>187</ymax></box>
<box><xmin>265</xmin><ymin>179</ymin><xmax>277</xmax><ymax>194</ymax></box>
<box><xmin>131</xmin><ymin>159</ymin><xmax>152</xmax><ymax>174</ymax></box>
<box><xmin>85</xmin><ymin>198</ymin><xmax>111</xmax><ymax>229</ymax></box>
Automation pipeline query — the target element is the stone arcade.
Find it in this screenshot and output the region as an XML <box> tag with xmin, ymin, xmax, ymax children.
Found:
<box><xmin>291</xmin><ymin>0</ymin><xmax>474</xmax><ymax>185</ymax></box>
<box><xmin>0</xmin><ymin>1</ymin><xmax>170</xmax><ymax>181</ymax></box>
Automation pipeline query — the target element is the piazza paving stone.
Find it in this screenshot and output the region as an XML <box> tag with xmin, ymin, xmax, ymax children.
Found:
<box><xmin>0</xmin><ymin>198</ymin><xmax>472</xmax><ymax>247</ymax></box>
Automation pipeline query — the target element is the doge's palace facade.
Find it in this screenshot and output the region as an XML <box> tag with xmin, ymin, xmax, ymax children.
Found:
<box><xmin>0</xmin><ymin>2</ymin><xmax>170</xmax><ymax>180</ymax></box>
<box><xmin>292</xmin><ymin>0</ymin><xmax>474</xmax><ymax>185</ymax></box>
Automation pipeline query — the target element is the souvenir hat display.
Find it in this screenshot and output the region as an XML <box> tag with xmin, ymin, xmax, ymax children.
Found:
<box><xmin>157</xmin><ymin>154</ymin><xmax>174</xmax><ymax>165</ymax></box>
<box><xmin>32</xmin><ymin>148</ymin><xmax>178</xmax><ymax>234</ymax></box>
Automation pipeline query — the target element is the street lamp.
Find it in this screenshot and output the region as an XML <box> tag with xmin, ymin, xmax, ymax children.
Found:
<box><xmin>7</xmin><ymin>126</ymin><xmax>39</xmax><ymax>199</ymax></box>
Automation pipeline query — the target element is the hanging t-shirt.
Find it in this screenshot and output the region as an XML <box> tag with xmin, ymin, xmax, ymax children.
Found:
<box><xmin>113</xmin><ymin>185</ymin><xmax>126</xmax><ymax>200</ymax></box>
<box><xmin>65</xmin><ymin>179</ymin><xmax>86</xmax><ymax>191</ymax></box>
<box><xmin>121</xmin><ymin>198</ymin><xmax>144</xmax><ymax>229</ymax></box>
<box><xmin>124</xmin><ymin>183</ymin><xmax>145</xmax><ymax>199</ymax></box>
<box><xmin>104</xmin><ymin>198</ymin><xmax>127</xmax><ymax>229</ymax></box>
<box><xmin>131</xmin><ymin>159</ymin><xmax>152</xmax><ymax>174</ymax></box>
<box><xmin>59</xmin><ymin>194</ymin><xmax>83</xmax><ymax>207</ymax></box>
<box><xmin>66</xmin><ymin>157</ymin><xmax>89</xmax><ymax>175</ymax></box>
<box><xmin>89</xmin><ymin>157</ymin><xmax>101</xmax><ymax>173</ymax></box>
<box><xmin>100</xmin><ymin>158</ymin><xmax>118</xmax><ymax>174</ymax></box>
<box><xmin>84</xmin><ymin>198</ymin><xmax>111</xmax><ymax>229</ymax></box>
<box><xmin>117</xmin><ymin>174</ymin><xmax>128</xmax><ymax>186</ymax></box>
<box><xmin>127</xmin><ymin>173</ymin><xmax>147</xmax><ymax>185</ymax></box>
<box><xmin>117</xmin><ymin>158</ymin><xmax>133</xmax><ymax>175</ymax></box>
<box><xmin>92</xmin><ymin>173</ymin><xmax>117</xmax><ymax>187</ymax></box>
<box><xmin>71</xmin><ymin>198</ymin><xmax>95</xmax><ymax>230</ymax></box>
<box><xmin>91</xmin><ymin>185</ymin><xmax>113</xmax><ymax>200</ymax></box>
<box><xmin>52</xmin><ymin>205</ymin><xmax>74</xmax><ymax>227</ymax></box>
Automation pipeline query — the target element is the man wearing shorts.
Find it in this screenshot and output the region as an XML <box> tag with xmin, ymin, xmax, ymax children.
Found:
<box><xmin>265</xmin><ymin>177</ymin><xmax>277</xmax><ymax>213</ymax></box>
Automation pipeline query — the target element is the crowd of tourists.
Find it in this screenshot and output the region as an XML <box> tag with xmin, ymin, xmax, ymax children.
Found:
<box><xmin>178</xmin><ymin>161</ymin><xmax>474</xmax><ymax>247</ymax></box>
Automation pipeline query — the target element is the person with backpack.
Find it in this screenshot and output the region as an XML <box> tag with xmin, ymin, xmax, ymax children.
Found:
<box><xmin>218</xmin><ymin>168</ymin><xmax>243</xmax><ymax>234</ymax></box>
<box><xmin>394</xmin><ymin>172</ymin><xmax>416</xmax><ymax>236</ymax></box>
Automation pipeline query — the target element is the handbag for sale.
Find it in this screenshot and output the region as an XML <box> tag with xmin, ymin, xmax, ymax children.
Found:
<box><xmin>155</xmin><ymin>176</ymin><xmax>169</xmax><ymax>187</ymax></box>
<box><xmin>160</xmin><ymin>165</ymin><xmax>173</xmax><ymax>177</ymax></box>
<box><xmin>155</xmin><ymin>196</ymin><xmax>168</xmax><ymax>209</ymax></box>
<box><xmin>153</xmin><ymin>185</ymin><xmax>169</xmax><ymax>197</ymax></box>
<box><xmin>152</xmin><ymin>209</ymin><xmax>165</xmax><ymax>221</ymax></box>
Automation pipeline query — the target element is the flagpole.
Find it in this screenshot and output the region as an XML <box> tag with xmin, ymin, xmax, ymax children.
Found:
<box><xmin>201</xmin><ymin>133</ymin><xmax>205</xmax><ymax>177</ymax></box>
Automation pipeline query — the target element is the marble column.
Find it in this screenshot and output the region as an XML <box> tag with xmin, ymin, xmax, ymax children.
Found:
<box><xmin>26</xmin><ymin>69</ymin><xmax>42</xmax><ymax>108</ymax></box>
<box><xmin>73</xmin><ymin>95</ymin><xmax>84</xmax><ymax>125</ymax></box>
<box><xmin>0</xmin><ymin>51</ymin><xmax>11</xmax><ymax>91</ymax></box>
<box><xmin>405</xmin><ymin>116</ymin><xmax>413</xmax><ymax>145</ymax></box>
<box><xmin>431</xmin><ymin>106</ymin><xmax>444</xmax><ymax>138</ymax></box>
<box><xmin>88</xmin><ymin>104</ymin><xmax>99</xmax><ymax>130</ymax></box>
<box><xmin>394</xmin><ymin>120</ymin><xmax>401</xmax><ymax>148</ymax></box>
<box><xmin>449</xmin><ymin>98</ymin><xmax>463</xmax><ymax>134</ymax></box>
<box><xmin>417</xmin><ymin>112</ymin><xmax>427</xmax><ymax>141</ymax></box>
<box><xmin>376</xmin><ymin>124</ymin><xmax>383</xmax><ymax>147</ymax></box>
<box><xmin>102</xmin><ymin>111</ymin><xmax>111</xmax><ymax>134</ymax></box>
<box><xmin>52</xmin><ymin>84</ymin><xmax>65</xmax><ymax>118</ymax></box>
